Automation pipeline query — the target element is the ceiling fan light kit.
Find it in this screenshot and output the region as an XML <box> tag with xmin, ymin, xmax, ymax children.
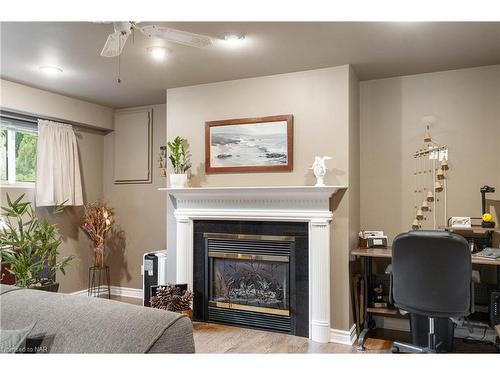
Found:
<box><xmin>100</xmin><ymin>22</ymin><xmax>213</xmax><ymax>58</ymax></box>
<box><xmin>39</xmin><ymin>65</ymin><xmax>63</xmax><ymax>75</ymax></box>
<box><xmin>99</xmin><ymin>22</ymin><xmax>213</xmax><ymax>83</ymax></box>
<box><xmin>224</xmin><ymin>33</ymin><xmax>245</xmax><ymax>41</ymax></box>
<box><xmin>147</xmin><ymin>46</ymin><xmax>168</xmax><ymax>60</ymax></box>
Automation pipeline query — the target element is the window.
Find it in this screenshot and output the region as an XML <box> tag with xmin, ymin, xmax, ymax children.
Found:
<box><xmin>0</xmin><ymin>116</ymin><xmax>38</xmax><ymax>185</ymax></box>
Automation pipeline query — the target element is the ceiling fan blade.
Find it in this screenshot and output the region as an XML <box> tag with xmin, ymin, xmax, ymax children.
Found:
<box><xmin>140</xmin><ymin>25</ymin><xmax>212</xmax><ymax>48</ymax></box>
<box><xmin>100</xmin><ymin>31</ymin><xmax>130</xmax><ymax>57</ymax></box>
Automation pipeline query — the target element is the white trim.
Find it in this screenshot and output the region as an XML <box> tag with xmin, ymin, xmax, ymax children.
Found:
<box><xmin>159</xmin><ymin>185</ymin><xmax>346</xmax><ymax>194</ymax></box>
<box><xmin>7</xmin><ymin>129</ymin><xmax>15</xmax><ymax>184</ymax></box>
<box><xmin>0</xmin><ymin>183</ymin><xmax>36</xmax><ymax>189</ymax></box>
<box><xmin>109</xmin><ymin>286</ymin><xmax>142</xmax><ymax>299</ymax></box>
<box><xmin>70</xmin><ymin>286</ymin><xmax>142</xmax><ymax>300</ymax></box>
<box><xmin>70</xmin><ymin>288</ymin><xmax>89</xmax><ymax>296</ymax></box>
<box><xmin>165</xmin><ymin>185</ymin><xmax>346</xmax><ymax>343</ymax></box>
<box><xmin>330</xmin><ymin>324</ymin><xmax>357</xmax><ymax>346</ymax></box>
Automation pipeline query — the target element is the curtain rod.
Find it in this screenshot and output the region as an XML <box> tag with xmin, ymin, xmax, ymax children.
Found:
<box><xmin>0</xmin><ymin>108</ymin><xmax>109</xmax><ymax>133</ymax></box>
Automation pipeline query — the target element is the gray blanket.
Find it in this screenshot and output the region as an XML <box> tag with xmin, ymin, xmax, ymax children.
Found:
<box><xmin>0</xmin><ymin>284</ymin><xmax>195</xmax><ymax>353</ymax></box>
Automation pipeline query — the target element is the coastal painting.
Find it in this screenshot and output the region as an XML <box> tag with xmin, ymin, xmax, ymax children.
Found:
<box><xmin>205</xmin><ymin>115</ymin><xmax>293</xmax><ymax>173</ymax></box>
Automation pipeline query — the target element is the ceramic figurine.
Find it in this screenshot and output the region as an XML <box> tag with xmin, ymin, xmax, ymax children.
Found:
<box><xmin>310</xmin><ymin>156</ymin><xmax>332</xmax><ymax>187</ymax></box>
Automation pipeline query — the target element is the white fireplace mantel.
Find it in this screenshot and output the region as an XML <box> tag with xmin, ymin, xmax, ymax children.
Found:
<box><xmin>160</xmin><ymin>185</ymin><xmax>347</xmax><ymax>343</ymax></box>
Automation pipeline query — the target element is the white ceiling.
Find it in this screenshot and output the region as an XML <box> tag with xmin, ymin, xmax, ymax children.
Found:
<box><xmin>1</xmin><ymin>22</ymin><xmax>500</xmax><ymax>109</ymax></box>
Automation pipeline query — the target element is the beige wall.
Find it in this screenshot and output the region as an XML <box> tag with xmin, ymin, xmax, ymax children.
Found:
<box><xmin>0</xmin><ymin>82</ymin><xmax>165</xmax><ymax>292</ymax></box>
<box><xmin>0</xmin><ymin>79</ymin><xmax>113</xmax><ymax>131</ymax></box>
<box><xmin>103</xmin><ymin>104</ymin><xmax>167</xmax><ymax>289</ymax></box>
<box><xmin>347</xmin><ymin>66</ymin><xmax>360</xmax><ymax>325</ymax></box>
<box><xmin>1</xmin><ymin>127</ymin><xmax>105</xmax><ymax>293</ymax></box>
<box><xmin>0</xmin><ymin>81</ymin><xmax>110</xmax><ymax>293</ymax></box>
<box><xmin>360</xmin><ymin>65</ymin><xmax>500</xmax><ymax>244</ymax></box>
<box><xmin>166</xmin><ymin>65</ymin><xmax>359</xmax><ymax>331</ymax></box>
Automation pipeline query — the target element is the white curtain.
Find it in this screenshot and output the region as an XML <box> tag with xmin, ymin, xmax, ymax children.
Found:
<box><xmin>35</xmin><ymin>119</ymin><xmax>83</xmax><ymax>206</ymax></box>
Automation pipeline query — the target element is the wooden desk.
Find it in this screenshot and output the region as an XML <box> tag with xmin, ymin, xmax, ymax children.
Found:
<box><xmin>352</xmin><ymin>246</ymin><xmax>500</xmax><ymax>266</ymax></box>
<box><xmin>351</xmin><ymin>246</ymin><xmax>500</xmax><ymax>351</ymax></box>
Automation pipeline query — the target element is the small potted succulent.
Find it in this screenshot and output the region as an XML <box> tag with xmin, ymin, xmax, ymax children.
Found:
<box><xmin>0</xmin><ymin>194</ymin><xmax>74</xmax><ymax>292</ymax></box>
<box><xmin>167</xmin><ymin>136</ymin><xmax>191</xmax><ymax>188</ymax></box>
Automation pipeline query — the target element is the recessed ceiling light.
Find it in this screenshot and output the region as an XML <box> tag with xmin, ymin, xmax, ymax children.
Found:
<box><xmin>223</xmin><ymin>33</ymin><xmax>245</xmax><ymax>44</ymax></box>
<box><xmin>39</xmin><ymin>66</ymin><xmax>63</xmax><ymax>75</ymax></box>
<box><xmin>147</xmin><ymin>47</ymin><xmax>167</xmax><ymax>61</ymax></box>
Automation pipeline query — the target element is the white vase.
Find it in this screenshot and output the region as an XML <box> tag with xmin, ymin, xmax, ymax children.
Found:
<box><xmin>170</xmin><ymin>173</ymin><xmax>188</xmax><ymax>188</ymax></box>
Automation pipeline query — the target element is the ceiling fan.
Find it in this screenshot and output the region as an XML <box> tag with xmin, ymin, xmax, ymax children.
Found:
<box><xmin>100</xmin><ymin>21</ymin><xmax>212</xmax><ymax>58</ymax></box>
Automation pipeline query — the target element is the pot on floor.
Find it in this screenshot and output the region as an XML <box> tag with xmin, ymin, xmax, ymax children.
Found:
<box><xmin>28</xmin><ymin>280</ymin><xmax>60</xmax><ymax>293</ymax></box>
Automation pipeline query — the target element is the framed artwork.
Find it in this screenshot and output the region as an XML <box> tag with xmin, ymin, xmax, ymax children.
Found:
<box><xmin>205</xmin><ymin>114</ymin><xmax>293</xmax><ymax>173</ymax></box>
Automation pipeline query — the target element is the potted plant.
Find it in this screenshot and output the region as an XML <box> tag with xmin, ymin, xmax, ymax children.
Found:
<box><xmin>167</xmin><ymin>136</ymin><xmax>191</xmax><ymax>188</ymax></box>
<box><xmin>81</xmin><ymin>200</ymin><xmax>115</xmax><ymax>268</ymax></box>
<box><xmin>0</xmin><ymin>194</ymin><xmax>74</xmax><ymax>292</ymax></box>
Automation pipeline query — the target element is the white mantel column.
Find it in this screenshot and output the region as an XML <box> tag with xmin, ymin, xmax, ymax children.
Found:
<box><xmin>175</xmin><ymin>216</ymin><xmax>194</xmax><ymax>290</ymax></box>
<box><xmin>309</xmin><ymin>219</ymin><xmax>332</xmax><ymax>343</ymax></box>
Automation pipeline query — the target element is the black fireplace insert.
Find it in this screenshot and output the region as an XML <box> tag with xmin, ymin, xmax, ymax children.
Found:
<box><xmin>193</xmin><ymin>220</ymin><xmax>309</xmax><ymax>337</ymax></box>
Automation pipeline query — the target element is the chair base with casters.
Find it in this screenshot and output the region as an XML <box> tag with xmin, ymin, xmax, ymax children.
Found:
<box><xmin>392</xmin><ymin>316</ymin><xmax>451</xmax><ymax>353</ymax></box>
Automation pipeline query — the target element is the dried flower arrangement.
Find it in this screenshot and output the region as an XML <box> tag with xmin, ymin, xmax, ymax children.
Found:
<box><xmin>150</xmin><ymin>284</ymin><xmax>193</xmax><ymax>317</ymax></box>
<box><xmin>81</xmin><ymin>200</ymin><xmax>115</xmax><ymax>268</ymax></box>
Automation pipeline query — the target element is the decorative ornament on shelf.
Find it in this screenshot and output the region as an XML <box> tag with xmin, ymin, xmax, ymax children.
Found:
<box><xmin>436</xmin><ymin>167</ymin><xmax>445</xmax><ymax>180</ymax></box>
<box><xmin>421</xmin><ymin>200</ymin><xmax>429</xmax><ymax>211</ymax></box>
<box><xmin>158</xmin><ymin>146</ymin><xmax>167</xmax><ymax>177</ymax></box>
<box><xmin>412</xmin><ymin>219</ymin><xmax>421</xmax><ymax>230</ymax></box>
<box><xmin>81</xmin><ymin>200</ymin><xmax>115</xmax><ymax>268</ymax></box>
<box><xmin>165</xmin><ymin>136</ymin><xmax>191</xmax><ymax>188</ymax></box>
<box><xmin>426</xmin><ymin>191</ymin><xmax>434</xmax><ymax>202</ymax></box>
<box><xmin>310</xmin><ymin>156</ymin><xmax>332</xmax><ymax>187</ymax></box>
<box><xmin>412</xmin><ymin>117</ymin><xmax>449</xmax><ymax>230</ymax></box>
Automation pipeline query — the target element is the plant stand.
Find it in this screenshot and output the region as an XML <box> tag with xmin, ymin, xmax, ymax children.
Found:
<box><xmin>87</xmin><ymin>266</ymin><xmax>111</xmax><ymax>299</ymax></box>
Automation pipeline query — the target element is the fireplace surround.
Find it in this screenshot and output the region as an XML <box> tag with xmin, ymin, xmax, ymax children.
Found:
<box><xmin>162</xmin><ymin>185</ymin><xmax>345</xmax><ymax>343</ymax></box>
<box><xmin>193</xmin><ymin>221</ymin><xmax>309</xmax><ymax>336</ymax></box>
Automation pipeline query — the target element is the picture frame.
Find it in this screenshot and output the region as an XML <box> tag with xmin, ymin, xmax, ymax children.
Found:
<box><xmin>205</xmin><ymin>114</ymin><xmax>293</xmax><ymax>174</ymax></box>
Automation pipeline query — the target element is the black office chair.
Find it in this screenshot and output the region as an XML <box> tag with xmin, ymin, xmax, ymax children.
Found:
<box><xmin>390</xmin><ymin>230</ymin><xmax>474</xmax><ymax>353</ymax></box>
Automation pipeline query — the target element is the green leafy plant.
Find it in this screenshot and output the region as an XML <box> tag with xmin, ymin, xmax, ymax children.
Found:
<box><xmin>167</xmin><ymin>136</ymin><xmax>191</xmax><ymax>174</ymax></box>
<box><xmin>0</xmin><ymin>194</ymin><xmax>74</xmax><ymax>288</ymax></box>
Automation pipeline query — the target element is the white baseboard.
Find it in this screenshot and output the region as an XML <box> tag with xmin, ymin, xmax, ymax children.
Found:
<box><xmin>70</xmin><ymin>286</ymin><xmax>142</xmax><ymax>300</ymax></box>
<box><xmin>330</xmin><ymin>324</ymin><xmax>357</xmax><ymax>346</ymax></box>
<box><xmin>109</xmin><ymin>286</ymin><xmax>142</xmax><ymax>299</ymax></box>
<box><xmin>70</xmin><ymin>288</ymin><xmax>89</xmax><ymax>296</ymax></box>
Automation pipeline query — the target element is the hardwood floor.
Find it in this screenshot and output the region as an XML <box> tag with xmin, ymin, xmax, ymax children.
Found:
<box><xmin>192</xmin><ymin>322</ymin><xmax>392</xmax><ymax>353</ymax></box>
<box><xmin>110</xmin><ymin>296</ymin><xmax>497</xmax><ymax>354</ymax></box>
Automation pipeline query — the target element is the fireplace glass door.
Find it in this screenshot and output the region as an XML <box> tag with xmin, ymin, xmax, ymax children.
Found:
<box><xmin>208</xmin><ymin>253</ymin><xmax>290</xmax><ymax>316</ymax></box>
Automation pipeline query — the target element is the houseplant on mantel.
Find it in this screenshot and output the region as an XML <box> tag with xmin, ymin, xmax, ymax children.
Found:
<box><xmin>0</xmin><ymin>194</ymin><xmax>74</xmax><ymax>292</ymax></box>
<box><xmin>167</xmin><ymin>136</ymin><xmax>191</xmax><ymax>188</ymax></box>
